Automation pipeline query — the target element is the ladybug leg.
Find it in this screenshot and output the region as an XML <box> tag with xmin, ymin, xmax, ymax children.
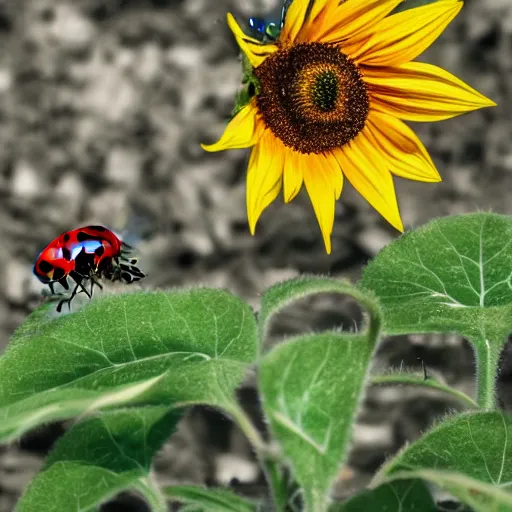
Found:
<box><xmin>56</xmin><ymin>298</ymin><xmax>68</xmax><ymax>313</ymax></box>
<box><xmin>54</xmin><ymin>273</ymin><xmax>92</xmax><ymax>314</ymax></box>
<box><xmin>59</xmin><ymin>277</ymin><xmax>70</xmax><ymax>291</ymax></box>
<box><xmin>86</xmin><ymin>276</ymin><xmax>95</xmax><ymax>298</ymax></box>
<box><xmin>69</xmin><ymin>272</ymin><xmax>92</xmax><ymax>299</ymax></box>
<box><xmin>79</xmin><ymin>280</ymin><xmax>92</xmax><ymax>298</ymax></box>
<box><xmin>89</xmin><ymin>273</ymin><xmax>103</xmax><ymax>291</ymax></box>
<box><xmin>56</xmin><ymin>280</ymin><xmax>82</xmax><ymax>313</ymax></box>
<box><xmin>71</xmin><ymin>271</ymin><xmax>103</xmax><ymax>302</ymax></box>
<box><xmin>48</xmin><ymin>277</ymin><xmax>70</xmax><ymax>300</ymax></box>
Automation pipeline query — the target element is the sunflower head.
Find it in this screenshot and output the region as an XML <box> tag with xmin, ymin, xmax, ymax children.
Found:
<box><xmin>204</xmin><ymin>0</ymin><xmax>496</xmax><ymax>254</ymax></box>
<box><xmin>255</xmin><ymin>42</ymin><xmax>369</xmax><ymax>154</ymax></box>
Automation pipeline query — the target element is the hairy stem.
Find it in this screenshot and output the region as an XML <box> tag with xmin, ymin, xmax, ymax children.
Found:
<box><xmin>227</xmin><ymin>403</ymin><xmax>287</xmax><ymax>510</ymax></box>
<box><xmin>263</xmin><ymin>459</ymin><xmax>288</xmax><ymax>512</ymax></box>
<box><xmin>136</xmin><ymin>475</ymin><xmax>168</xmax><ymax>512</ymax></box>
<box><xmin>372</xmin><ymin>374</ymin><xmax>478</xmax><ymax>409</ymax></box>
<box><xmin>473</xmin><ymin>334</ymin><xmax>503</xmax><ymax>410</ymax></box>
<box><xmin>226</xmin><ymin>403</ymin><xmax>267</xmax><ymax>454</ymax></box>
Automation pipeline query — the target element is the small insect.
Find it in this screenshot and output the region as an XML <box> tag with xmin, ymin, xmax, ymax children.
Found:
<box><xmin>247</xmin><ymin>0</ymin><xmax>292</xmax><ymax>42</ymax></box>
<box><xmin>248</xmin><ymin>17</ymin><xmax>280</xmax><ymax>42</ymax></box>
<box><xmin>33</xmin><ymin>225</ymin><xmax>145</xmax><ymax>312</ymax></box>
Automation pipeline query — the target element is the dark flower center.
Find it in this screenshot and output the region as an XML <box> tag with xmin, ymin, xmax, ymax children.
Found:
<box><xmin>254</xmin><ymin>42</ymin><xmax>369</xmax><ymax>154</ymax></box>
<box><xmin>312</xmin><ymin>70</ymin><xmax>339</xmax><ymax>112</ymax></box>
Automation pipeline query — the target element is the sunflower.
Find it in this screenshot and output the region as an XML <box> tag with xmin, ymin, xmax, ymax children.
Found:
<box><xmin>202</xmin><ymin>0</ymin><xmax>495</xmax><ymax>254</ymax></box>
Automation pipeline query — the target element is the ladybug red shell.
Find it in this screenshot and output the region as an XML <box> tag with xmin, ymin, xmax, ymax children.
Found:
<box><xmin>34</xmin><ymin>225</ymin><xmax>145</xmax><ymax>312</ymax></box>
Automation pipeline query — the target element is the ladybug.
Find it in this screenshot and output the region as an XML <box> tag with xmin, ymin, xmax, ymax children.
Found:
<box><xmin>33</xmin><ymin>225</ymin><xmax>145</xmax><ymax>312</ymax></box>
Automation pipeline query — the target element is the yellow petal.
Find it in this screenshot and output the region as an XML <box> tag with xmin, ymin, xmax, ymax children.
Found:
<box><xmin>202</xmin><ymin>103</ymin><xmax>260</xmax><ymax>152</ymax></box>
<box><xmin>309</xmin><ymin>0</ymin><xmax>330</xmax><ymax>21</ymax></box>
<box><xmin>283</xmin><ymin>148</ymin><xmax>304</xmax><ymax>203</ymax></box>
<box><xmin>280</xmin><ymin>0</ymin><xmax>310</xmax><ymax>44</ymax></box>
<box><xmin>246</xmin><ymin>130</ymin><xmax>284</xmax><ymax>234</ymax></box>
<box><xmin>296</xmin><ymin>0</ymin><xmax>333</xmax><ymax>42</ymax></box>
<box><xmin>366</xmin><ymin>111</ymin><xmax>441</xmax><ymax>182</ymax></box>
<box><xmin>365</xmin><ymin>61</ymin><xmax>496</xmax><ymax>121</ymax></box>
<box><xmin>315</xmin><ymin>0</ymin><xmax>404</xmax><ymax>45</ymax></box>
<box><xmin>303</xmin><ymin>152</ymin><xmax>344</xmax><ymax>254</ymax></box>
<box><xmin>354</xmin><ymin>0</ymin><xmax>462</xmax><ymax>67</ymax></box>
<box><xmin>333</xmin><ymin>130</ymin><xmax>404</xmax><ymax>232</ymax></box>
<box><xmin>227</xmin><ymin>13</ymin><xmax>277</xmax><ymax>68</ymax></box>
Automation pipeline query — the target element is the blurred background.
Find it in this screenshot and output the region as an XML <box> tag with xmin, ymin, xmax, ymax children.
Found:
<box><xmin>0</xmin><ymin>0</ymin><xmax>508</xmax><ymax>510</ymax></box>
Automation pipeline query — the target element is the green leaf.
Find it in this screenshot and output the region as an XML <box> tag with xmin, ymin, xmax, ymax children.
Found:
<box><xmin>259</xmin><ymin>276</ymin><xmax>382</xmax><ymax>511</ymax></box>
<box><xmin>164</xmin><ymin>485</ymin><xmax>257</xmax><ymax>511</ymax></box>
<box><xmin>373</xmin><ymin>411</ymin><xmax>512</xmax><ymax>511</ymax></box>
<box><xmin>358</xmin><ymin>213</ymin><xmax>512</xmax><ymax>338</ymax></box>
<box><xmin>0</xmin><ymin>289</ymin><xmax>257</xmax><ymax>442</ymax></box>
<box><xmin>380</xmin><ymin>470</ymin><xmax>512</xmax><ymax>512</ymax></box>
<box><xmin>259</xmin><ymin>275</ymin><xmax>381</xmax><ymax>343</ymax></box>
<box><xmin>332</xmin><ymin>479</ymin><xmax>436</xmax><ymax>512</ymax></box>
<box><xmin>371</xmin><ymin>372</ymin><xmax>478</xmax><ymax>409</ymax></box>
<box><xmin>17</xmin><ymin>407</ymin><xmax>180</xmax><ymax>512</ymax></box>
<box><xmin>359</xmin><ymin>213</ymin><xmax>512</xmax><ymax>409</ymax></box>
<box><xmin>379</xmin><ymin>411</ymin><xmax>512</xmax><ymax>486</ymax></box>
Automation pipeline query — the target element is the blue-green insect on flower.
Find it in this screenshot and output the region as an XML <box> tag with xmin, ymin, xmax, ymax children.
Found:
<box><xmin>247</xmin><ymin>0</ymin><xmax>292</xmax><ymax>42</ymax></box>
<box><xmin>248</xmin><ymin>17</ymin><xmax>279</xmax><ymax>42</ymax></box>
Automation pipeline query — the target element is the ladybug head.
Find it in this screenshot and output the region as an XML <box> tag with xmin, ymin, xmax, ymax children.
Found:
<box><xmin>100</xmin><ymin>257</ymin><xmax>145</xmax><ymax>284</ymax></box>
<box><xmin>118</xmin><ymin>261</ymin><xmax>145</xmax><ymax>283</ymax></box>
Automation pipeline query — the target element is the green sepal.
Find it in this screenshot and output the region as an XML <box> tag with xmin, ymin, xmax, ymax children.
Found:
<box><xmin>232</xmin><ymin>54</ymin><xmax>260</xmax><ymax>118</ymax></box>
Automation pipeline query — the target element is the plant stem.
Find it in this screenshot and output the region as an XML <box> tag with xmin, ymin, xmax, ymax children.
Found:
<box><xmin>371</xmin><ymin>374</ymin><xmax>478</xmax><ymax>409</ymax></box>
<box><xmin>136</xmin><ymin>475</ymin><xmax>168</xmax><ymax>512</ymax></box>
<box><xmin>262</xmin><ymin>459</ymin><xmax>288</xmax><ymax>512</ymax></box>
<box><xmin>227</xmin><ymin>403</ymin><xmax>287</xmax><ymax>510</ymax></box>
<box><xmin>226</xmin><ymin>403</ymin><xmax>267</xmax><ymax>455</ymax></box>
<box><xmin>351</xmin><ymin>287</ymin><xmax>382</xmax><ymax>346</ymax></box>
<box><xmin>473</xmin><ymin>334</ymin><xmax>503</xmax><ymax>410</ymax></box>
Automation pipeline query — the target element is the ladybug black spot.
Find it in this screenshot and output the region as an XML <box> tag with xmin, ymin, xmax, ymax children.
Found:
<box><xmin>62</xmin><ymin>247</ymin><xmax>72</xmax><ymax>261</ymax></box>
<box><xmin>76</xmin><ymin>231</ymin><xmax>92</xmax><ymax>242</ymax></box>
<box><xmin>63</xmin><ymin>233</ymin><xmax>70</xmax><ymax>243</ymax></box>
<box><xmin>95</xmin><ymin>245</ymin><xmax>105</xmax><ymax>257</ymax></box>
<box><xmin>38</xmin><ymin>260</ymin><xmax>53</xmax><ymax>273</ymax></box>
<box><xmin>88</xmin><ymin>225</ymin><xmax>107</xmax><ymax>232</ymax></box>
